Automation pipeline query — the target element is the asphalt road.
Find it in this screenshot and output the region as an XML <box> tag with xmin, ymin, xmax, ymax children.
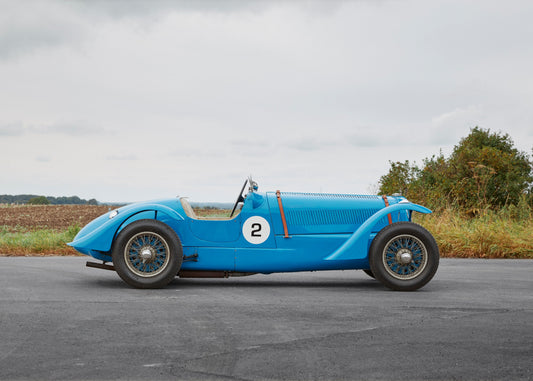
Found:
<box><xmin>0</xmin><ymin>257</ymin><xmax>532</xmax><ymax>381</ymax></box>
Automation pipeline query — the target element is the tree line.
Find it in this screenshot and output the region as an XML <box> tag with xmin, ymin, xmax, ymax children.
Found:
<box><xmin>0</xmin><ymin>194</ymin><xmax>98</xmax><ymax>205</ymax></box>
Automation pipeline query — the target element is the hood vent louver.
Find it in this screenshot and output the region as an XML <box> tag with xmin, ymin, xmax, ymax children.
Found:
<box><xmin>285</xmin><ymin>208</ymin><xmax>380</xmax><ymax>227</ymax></box>
<box><xmin>272</xmin><ymin>192</ymin><xmax>386</xmax><ymax>229</ymax></box>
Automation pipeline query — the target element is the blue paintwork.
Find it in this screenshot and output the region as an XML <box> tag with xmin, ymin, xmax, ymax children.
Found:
<box><xmin>69</xmin><ymin>186</ymin><xmax>431</xmax><ymax>273</ymax></box>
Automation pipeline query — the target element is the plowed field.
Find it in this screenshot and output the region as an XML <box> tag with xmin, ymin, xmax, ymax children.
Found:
<box><xmin>0</xmin><ymin>204</ymin><xmax>118</xmax><ymax>232</ymax></box>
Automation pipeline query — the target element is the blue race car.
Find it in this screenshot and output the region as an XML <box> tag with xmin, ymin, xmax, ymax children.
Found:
<box><xmin>69</xmin><ymin>177</ymin><xmax>439</xmax><ymax>291</ymax></box>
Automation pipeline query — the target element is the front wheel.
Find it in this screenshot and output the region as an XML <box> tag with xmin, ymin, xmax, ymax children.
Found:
<box><xmin>369</xmin><ymin>222</ymin><xmax>439</xmax><ymax>291</ymax></box>
<box><xmin>112</xmin><ymin>220</ymin><xmax>183</xmax><ymax>289</ymax></box>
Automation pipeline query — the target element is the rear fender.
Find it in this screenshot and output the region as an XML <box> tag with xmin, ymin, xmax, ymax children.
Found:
<box><xmin>324</xmin><ymin>203</ymin><xmax>431</xmax><ymax>261</ymax></box>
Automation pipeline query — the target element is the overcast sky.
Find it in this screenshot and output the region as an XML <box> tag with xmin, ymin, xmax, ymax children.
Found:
<box><xmin>1</xmin><ymin>0</ymin><xmax>532</xmax><ymax>203</ymax></box>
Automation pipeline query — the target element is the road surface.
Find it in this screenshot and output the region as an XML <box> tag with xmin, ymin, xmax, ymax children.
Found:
<box><xmin>0</xmin><ymin>257</ymin><xmax>532</xmax><ymax>380</ymax></box>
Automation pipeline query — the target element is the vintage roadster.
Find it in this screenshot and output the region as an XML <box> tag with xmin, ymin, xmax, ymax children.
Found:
<box><xmin>69</xmin><ymin>178</ymin><xmax>439</xmax><ymax>291</ymax></box>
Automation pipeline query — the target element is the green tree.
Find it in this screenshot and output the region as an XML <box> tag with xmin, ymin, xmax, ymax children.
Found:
<box><xmin>27</xmin><ymin>196</ymin><xmax>50</xmax><ymax>205</ymax></box>
<box><xmin>445</xmin><ymin>127</ymin><xmax>532</xmax><ymax>208</ymax></box>
<box><xmin>378</xmin><ymin>127</ymin><xmax>533</xmax><ymax>210</ymax></box>
<box><xmin>378</xmin><ymin>160</ymin><xmax>421</xmax><ymax>201</ymax></box>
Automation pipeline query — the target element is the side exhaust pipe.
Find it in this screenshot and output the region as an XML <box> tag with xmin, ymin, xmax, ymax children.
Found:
<box><xmin>86</xmin><ymin>261</ymin><xmax>115</xmax><ymax>271</ymax></box>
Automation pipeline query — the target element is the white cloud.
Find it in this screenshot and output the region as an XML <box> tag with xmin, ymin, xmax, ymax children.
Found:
<box><xmin>0</xmin><ymin>122</ymin><xmax>24</xmax><ymax>136</ymax></box>
<box><xmin>106</xmin><ymin>154</ymin><xmax>139</xmax><ymax>161</ymax></box>
<box><xmin>35</xmin><ymin>155</ymin><xmax>51</xmax><ymax>163</ymax></box>
<box><xmin>0</xmin><ymin>121</ymin><xmax>106</xmax><ymax>137</ymax></box>
<box><xmin>0</xmin><ymin>1</ymin><xmax>88</xmax><ymax>59</ymax></box>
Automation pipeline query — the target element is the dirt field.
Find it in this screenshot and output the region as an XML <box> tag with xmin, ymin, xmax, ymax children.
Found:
<box><xmin>0</xmin><ymin>204</ymin><xmax>227</xmax><ymax>232</ymax></box>
<box><xmin>0</xmin><ymin>204</ymin><xmax>118</xmax><ymax>231</ymax></box>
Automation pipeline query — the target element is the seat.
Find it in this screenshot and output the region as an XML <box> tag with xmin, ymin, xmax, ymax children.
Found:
<box><xmin>180</xmin><ymin>198</ymin><xmax>198</xmax><ymax>219</ymax></box>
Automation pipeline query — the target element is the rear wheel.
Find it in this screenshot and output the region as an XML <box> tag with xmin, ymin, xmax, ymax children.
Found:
<box><xmin>369</xmin><ymin>222</ymin><xmax>439</xmax><ymax>291</ymax></box>
<box><xmin>112</xmin><ymin>220</ymin><xmax>183</xmax><ymax>289</ymax></box>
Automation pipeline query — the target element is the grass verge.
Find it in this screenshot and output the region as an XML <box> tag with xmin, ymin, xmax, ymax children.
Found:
<box><xmin>417</xmin><ymin>209</ymin><xmax>533</xmax><ymax>259</ymax></box>
<box><xmin>0</xmin><ymin>225</ymin><xmax>81</xmax><ymax>256</ymax></box>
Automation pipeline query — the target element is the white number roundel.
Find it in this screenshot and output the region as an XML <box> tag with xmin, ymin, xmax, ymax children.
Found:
<box><xmin>242</xmin><ymin>216</ymin><xmax>270</xmax><ymax>244</ymax></box>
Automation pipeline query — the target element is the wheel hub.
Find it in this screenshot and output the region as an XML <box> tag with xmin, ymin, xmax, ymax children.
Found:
<box><xmin>141</xmin><ymin>247</ymin><xmax>154</xmax><ymax>263</ymax></box>
<box><xmin>397</xmin><ymin>249</ymin><xmax>413</xmax><ymax>264</ymax></box>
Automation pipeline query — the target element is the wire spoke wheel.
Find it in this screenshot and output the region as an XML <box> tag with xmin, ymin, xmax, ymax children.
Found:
<box><xmin>124</xmin><ymin>231</ymin><xmax>170</xmax><ymax>277</ymax></box>
<box><xmin>369</xmin><ymin>222</ymin><xmax>439</xmax><ymax>291</ymax></box>
<box><xmin>112</xmin><ymin>219</ymin><xmax>183</xmax><ymax>288</ymax></box>
<box><xmin>382</xmin><ymin>234</ymin><xmax>428</xmax><ymax>280</ymax></box>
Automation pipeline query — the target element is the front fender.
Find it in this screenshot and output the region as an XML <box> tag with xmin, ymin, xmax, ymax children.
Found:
<box><xmin>68</xmin><ymin>204</ymin><xmax>184</xmax><ymax>254</ymax></box>
<box><xmin>324</xmin><ymin>203</ymin><xmax>431</xmax><ymax>261</ymax></box>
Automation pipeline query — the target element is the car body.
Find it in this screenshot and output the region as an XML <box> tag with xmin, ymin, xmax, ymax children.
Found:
<box><xmin>69</xmin><ymin>178</ymin><xmax>439</xmax><ymax>290</ymax></box>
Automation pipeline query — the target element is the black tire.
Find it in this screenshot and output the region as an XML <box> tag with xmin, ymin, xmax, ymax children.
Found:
<box><xmin>363</xmin><ymin>269</ymin><xmax>375</xmax><ymax>279</ymax></box>
<box><xmin>112</xmin><ymin>219</ymin><xmax>183</xmax><ymax>289</ymax></box>
<box><xmin>369</xmin><ymin>222</ymin><xmax>439</xmax><ymax>291</ymax></box>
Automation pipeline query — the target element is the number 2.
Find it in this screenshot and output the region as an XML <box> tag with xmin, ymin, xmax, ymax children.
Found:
<box><xmin>242</xmin><ymin>216</ymin><xmax>270</xmax><ymax>244</ymax></box>
<box><xmin>251</xmin><ymin>223</ymin><xmax>262</xmax><ymax>237</ymax></box>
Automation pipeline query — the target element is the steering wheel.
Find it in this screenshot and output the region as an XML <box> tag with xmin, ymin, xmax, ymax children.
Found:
<box><xmin>230</xmin><ymin>178</ymin><xmax>249</xmax><ymax>217</ymax></box>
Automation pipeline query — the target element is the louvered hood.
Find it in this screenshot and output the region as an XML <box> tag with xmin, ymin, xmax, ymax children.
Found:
<box><xmin>266</xmin><ymin>192</ymin><xmax>402</xmax><ymax>235</ymax></box>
